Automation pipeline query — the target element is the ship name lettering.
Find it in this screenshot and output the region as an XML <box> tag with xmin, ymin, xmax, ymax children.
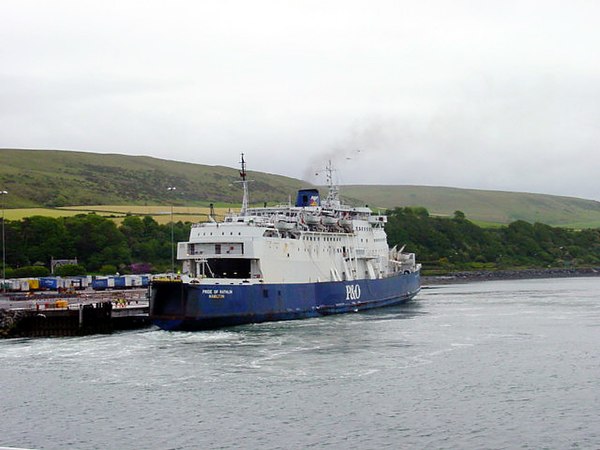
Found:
<box><xmin>345</xmin><ymin>284</ymin><xmax>361</xmax><ymax>300</ymax></box>
<box><xmin>203</xmin><ymin>289</ymin><xmax>233</xmax><ymax>297</ymax></box>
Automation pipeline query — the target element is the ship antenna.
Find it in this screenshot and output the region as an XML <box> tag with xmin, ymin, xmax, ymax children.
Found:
<box><xmin>323</xmin><ymin>159</ymin><xmax>340</xmax><ymax>207</ymax></box>
<box><xmin>239</xmin><ymin>153</ymin><xmax>249</xmax><ymax>215</ymax></box>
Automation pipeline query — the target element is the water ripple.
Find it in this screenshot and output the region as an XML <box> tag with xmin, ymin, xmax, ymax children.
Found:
<box><xmin>1</xmin><ymin>277</ymin><xmax>600</xmax><ymax>449</ymax></box>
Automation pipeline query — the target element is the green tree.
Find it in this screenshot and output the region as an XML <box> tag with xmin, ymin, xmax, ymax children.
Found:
<box><xmin>12</xmin><ymin>266</ymin><xmax>51</xmax><ymax>278</ymax></box>
<box><xmin>98</xmin><ymin>264</ymin><xmax>118</xmax><ymax>275</ymax></box>
<box><xmin>18</xmin><ymin>216</ymin><xmax>72</xmax><ymax>266</ymax></box>
<box><xmin>64</xmin><ymin>214</ymin><xmax>131</xmax><ymax>271</ymax></box>
<box><xmin>54</xmin><ymin>264</ymin><xmax>87</xmax><ymax>276</ymax></box>
<box><xmin>453</xmin><ymin>210</ymin><xmax>466</xmax><ymax>221</ymax></box>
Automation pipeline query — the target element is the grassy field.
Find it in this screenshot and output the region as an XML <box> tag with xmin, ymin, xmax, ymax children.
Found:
<box><xmin>0</xmin><ymin>148</ymin><xmax>307</xmax><ymax>209</ymax></box>
<box><xmin>3</xmin><ymin>149</ymin><xmax>600</xmax><ymax>228</ymax></box>
<box><xmin>5</xmin><ymin>200</ymin><xmax>600</xmax><ymax>228</ymax></box>
<box><xmin>4</xmin><ymin>205</ymin><xmax>234</xmax><ymax>224</ymax></box>
<box><xmin>3</xmin><ymin>208</ymin><xmax>90</xmax><ymax>221</ymax></box>
<box><xmin>341</xmin><ymin>185</ymin><xmax>600</xmax><ymax>228</ymax></box>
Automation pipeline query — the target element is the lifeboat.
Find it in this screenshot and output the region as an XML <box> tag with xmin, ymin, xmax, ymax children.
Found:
<box><xmin>275</xmin><ymin>220</ymin><xmax>295</xmax><ymax>231</ymax></box>
<box><xmin>304</xmin><ymin>213</ymin><xmax>321</xmax><ymax>226</ymax></box>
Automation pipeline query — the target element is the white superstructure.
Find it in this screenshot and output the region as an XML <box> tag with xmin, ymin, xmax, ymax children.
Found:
<box><xmin>176</xmin><ymin>158</ymin><xmax>419</xmax><ymax>285</ymax></box>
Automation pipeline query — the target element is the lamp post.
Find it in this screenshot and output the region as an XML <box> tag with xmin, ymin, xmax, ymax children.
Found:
<box><xmin>1</xmin><ymin>190</ymin><xmax>7</xmax><ymax>292</ymax></box>
<box><xmin>167</xmin><ymin>186</ymin><xmax>176</xmax><ymax>276</ymax></box>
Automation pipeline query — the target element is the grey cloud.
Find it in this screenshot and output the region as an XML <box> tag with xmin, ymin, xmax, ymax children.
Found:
<box><xmin>1</xmin><ymin>0</ymin><xmax>599</xmax><ymax>200</ymax></box>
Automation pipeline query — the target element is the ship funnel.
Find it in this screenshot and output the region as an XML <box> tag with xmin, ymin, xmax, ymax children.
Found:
<box><xmin>295</xmin><ymin>189</ymin><xmax>320</xmax><ymax>207</ymax></box>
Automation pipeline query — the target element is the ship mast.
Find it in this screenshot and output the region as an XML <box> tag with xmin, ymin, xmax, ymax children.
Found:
<box><xmin>239</xmin><ymin>153</ymin><xmax>249</xmax><ymax>216</ymax></box>
<box><xmin>323</xmin><ymin>159</ymin><xmax>340</xmax><ymax>208</ymax></box>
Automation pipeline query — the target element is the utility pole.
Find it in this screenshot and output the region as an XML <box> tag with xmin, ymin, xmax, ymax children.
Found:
<box><xmin>1</xmin><ymin>190</ymin><xmax>8</xmax><ymax>292</ymax></box>
<box><xmin>167</xmin><ymin>186</ymin><xmax>176</xmax><ymax>277</ymax></box>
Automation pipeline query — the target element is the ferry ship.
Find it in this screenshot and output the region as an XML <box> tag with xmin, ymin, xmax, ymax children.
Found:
<box><xmin>150</xmin><ymin>155</ymin><xmax>420</xmax><ymax>330</ymax></box>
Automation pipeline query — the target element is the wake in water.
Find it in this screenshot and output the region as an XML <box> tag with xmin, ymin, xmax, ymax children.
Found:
<box><xmin>1</xmin><ymin>278</ymin><xmax>600</xmax><ymax>449</ymax></box>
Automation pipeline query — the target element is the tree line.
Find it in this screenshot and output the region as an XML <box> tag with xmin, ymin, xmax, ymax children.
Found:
<box><xmin>2</xmin><ymin>214</ymin><xmax>190</xmax><ymax>277</ymax></box>
<box><xmin>386</xmin><ymin>207</ymin><xmax>600</xmax><ymax>272</ymax></box>
<box><xmin>2</xmin><ymin>209</ymin><xmax>600</xmax><ymax>278</ymax></box>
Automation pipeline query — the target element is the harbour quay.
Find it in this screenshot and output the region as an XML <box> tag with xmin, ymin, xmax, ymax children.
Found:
<box><xmin>0</xmin><ymin>289</ymin><xmax>150</xmax><ymax>338</ymax></box>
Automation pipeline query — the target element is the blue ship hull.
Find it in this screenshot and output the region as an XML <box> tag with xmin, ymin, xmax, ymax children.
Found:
<box><xmin>150</xmin><ymin>271</ymin><xmax>420</xmax><ymax>331</ymax></box>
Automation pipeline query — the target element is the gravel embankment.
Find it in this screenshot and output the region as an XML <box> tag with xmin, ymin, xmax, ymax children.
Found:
<box><xmin>422</xmin><ymin>267</ymin><xmax>600</xmax><ymax>285</ymax></box>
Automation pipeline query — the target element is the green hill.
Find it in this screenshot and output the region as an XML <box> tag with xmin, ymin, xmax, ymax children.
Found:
<box><xmin>2</xmin><ymin>148</ymin><xmax>600</xmax><ymax>228</ymax></box>
<box><xmin>341</xmin><ymin>185</ymin><xmax>600</xmax><ymax>228</ymax></box>
<box><xmin>0</xmin><ymin>148</ymin><xmax>307</xmax><ymax>208</ymax></box>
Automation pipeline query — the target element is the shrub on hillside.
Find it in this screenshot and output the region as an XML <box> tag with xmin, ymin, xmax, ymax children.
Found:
<box><xmin>54</xmin><ymin>264</ymin><xmax>87</xmax><ymax>277</ymax></box>
<box><xmin>98</xmin><ymin>264</ymin><xmax>118</xmax><ymax>275</ymax></box>
<box><xmin>11</xmin><ymin>266</ymin><xmax>51</xmax><ymax>278</ymax></box>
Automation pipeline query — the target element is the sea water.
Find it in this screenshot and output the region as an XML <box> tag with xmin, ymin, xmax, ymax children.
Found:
<box><xmin>1</xmin><ymin>277</ymin><xmax>599</xmax><ymax>449</ymax></box>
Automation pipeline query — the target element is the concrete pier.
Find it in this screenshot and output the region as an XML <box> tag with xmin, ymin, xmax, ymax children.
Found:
<box><xmin>0</xmin><ymin>289</ymin><xmax>151</xmax><ymax>338</ymax></box>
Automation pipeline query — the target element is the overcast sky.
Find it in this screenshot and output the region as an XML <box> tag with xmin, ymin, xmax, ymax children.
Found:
<box><xmin>1</xmin><ymin>1</ymin><xmax>599</xmax><ymax>200</ymax></box>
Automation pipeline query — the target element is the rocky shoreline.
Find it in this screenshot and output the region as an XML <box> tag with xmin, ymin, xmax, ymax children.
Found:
<box><xmin>422</xmin><ymin>267</ymin><xmax>600</xmax><ymax>285</ymax></box>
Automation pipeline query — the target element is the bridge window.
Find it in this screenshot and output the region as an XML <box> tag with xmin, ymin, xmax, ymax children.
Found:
<box><xmin>205</xmin><ymin>258</ymin><xmax>252</xmax><ymax>279</ymax></box>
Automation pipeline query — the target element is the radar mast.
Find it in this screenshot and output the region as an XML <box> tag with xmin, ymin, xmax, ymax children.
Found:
<box><xmin>323</xmin><ymin>160</ymin><xmax>340</xmax><ymax>208</ymax></box>
<box><xmin>239</xmin><ymin>153</ymin><xmax>249</xmax><ymax>215</ymax></box>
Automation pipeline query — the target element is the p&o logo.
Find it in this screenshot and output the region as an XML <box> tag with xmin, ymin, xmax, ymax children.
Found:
<box><xmin>345</xmin><ymin>284</ymin><xmax>361</xmax><ymax>300</ymax></box>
